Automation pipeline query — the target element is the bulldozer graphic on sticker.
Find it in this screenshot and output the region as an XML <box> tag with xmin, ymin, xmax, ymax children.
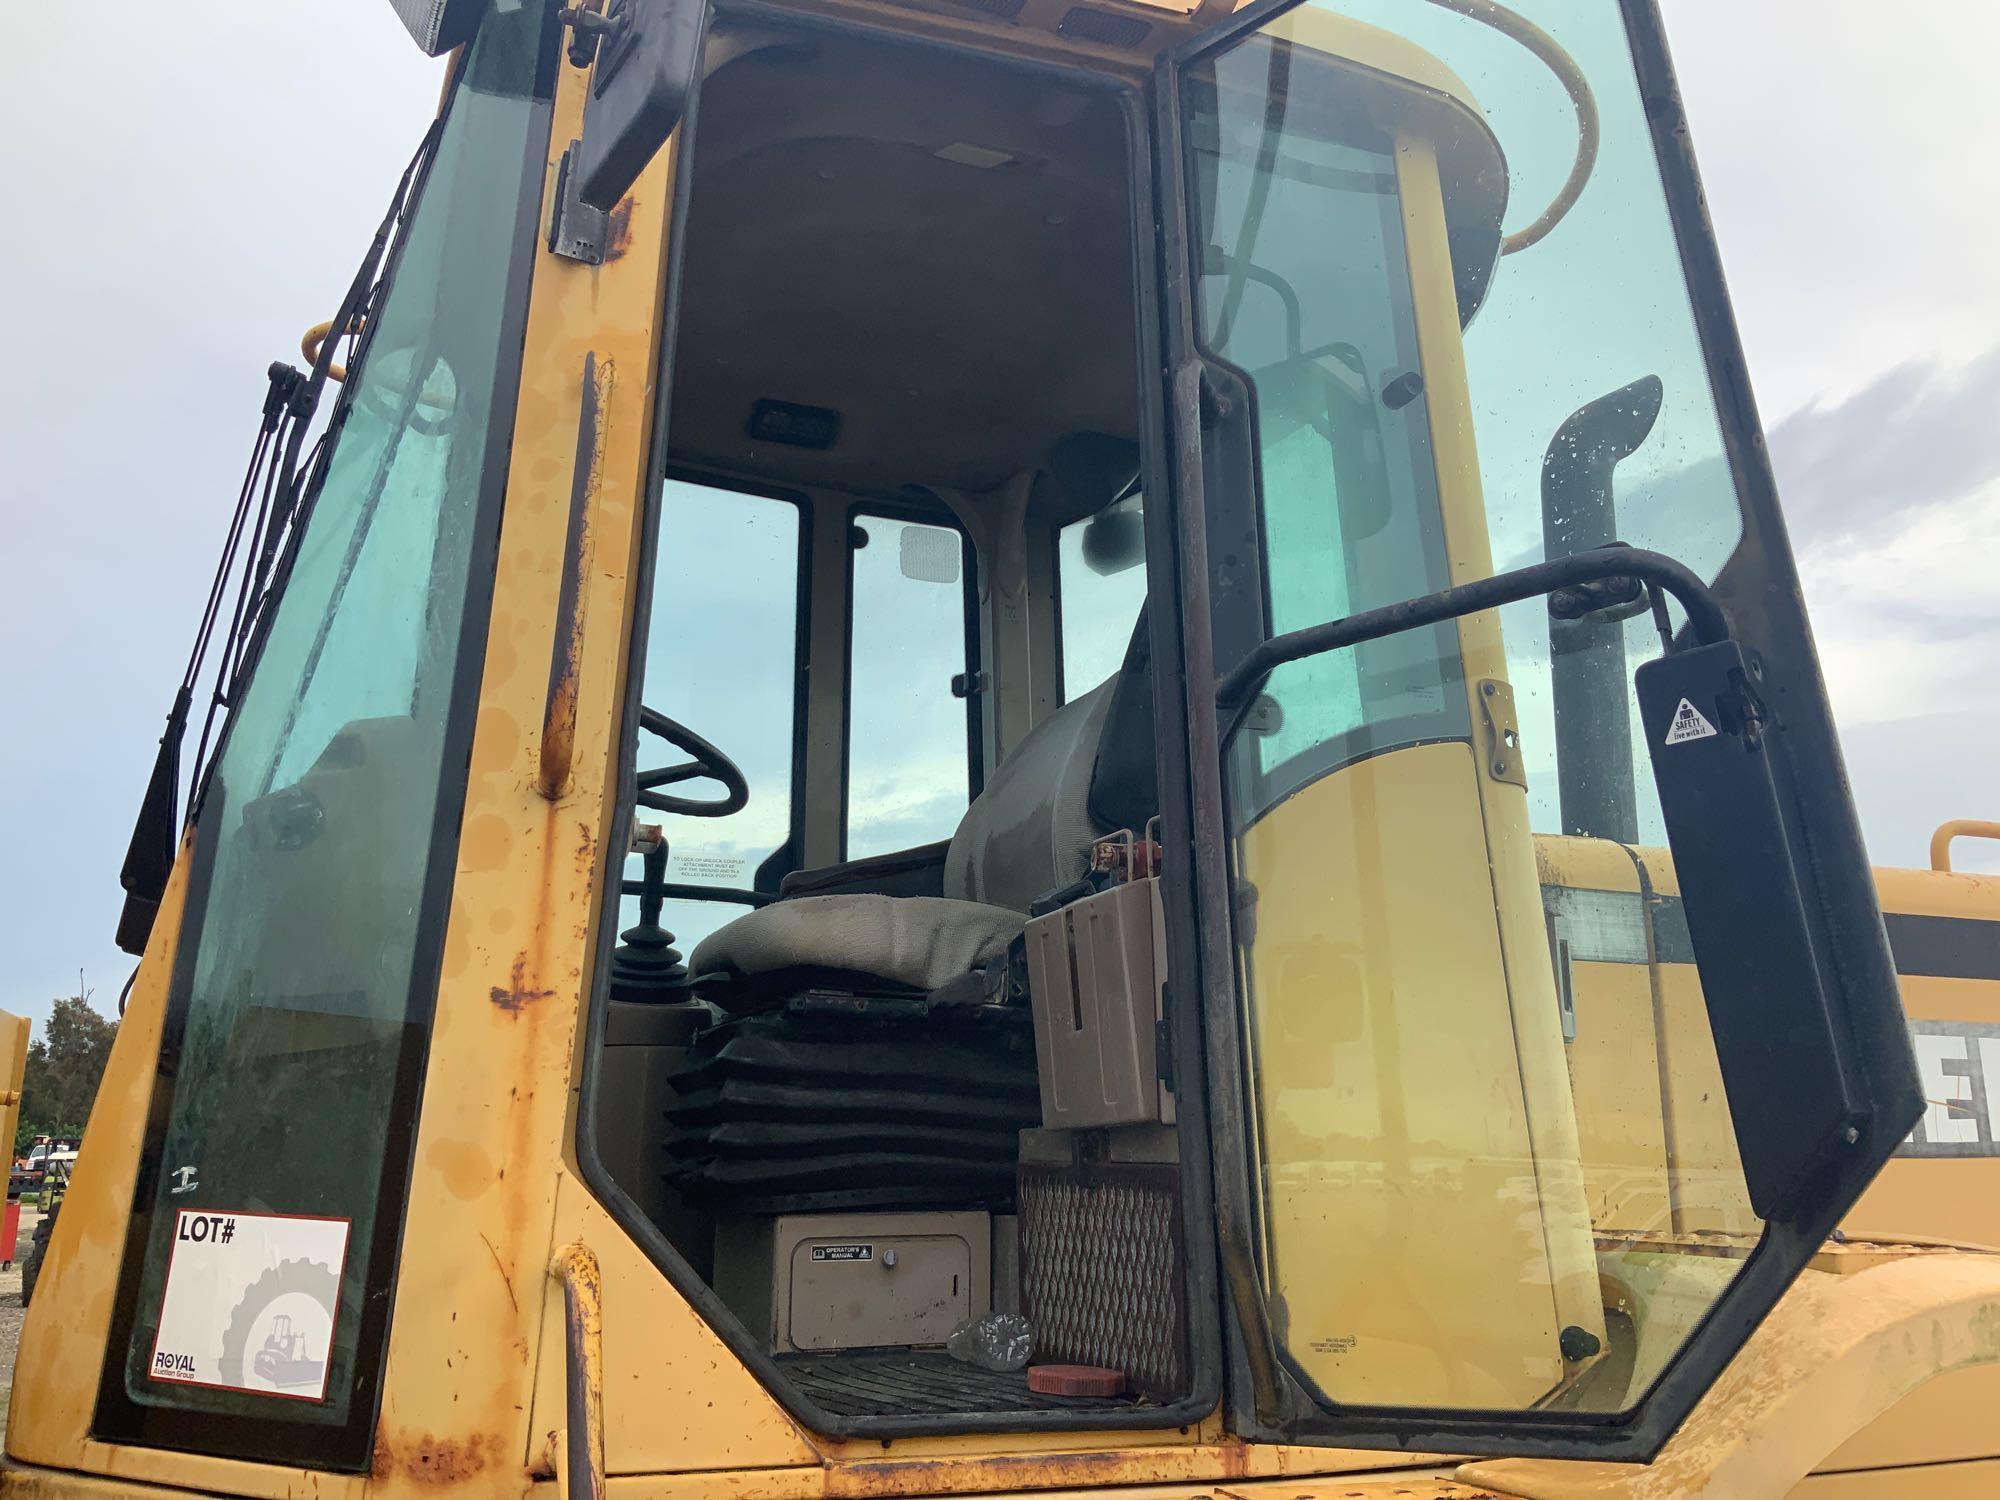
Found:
<box><xmin>218</xmin><ymin>1258</ymin><xmax>337</xmax><ymax>1393</ymax></box>
<box><xmin>250</xmin><ymin>1314</ymin><xmax>325</xmax><ymax>1390</ymax></box>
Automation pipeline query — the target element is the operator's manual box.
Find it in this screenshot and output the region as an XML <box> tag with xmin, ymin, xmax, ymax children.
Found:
<box><xmin>150</xmin><ymin>1209</ymin><xmax>350</xmax><ymax>1401</ymax></box>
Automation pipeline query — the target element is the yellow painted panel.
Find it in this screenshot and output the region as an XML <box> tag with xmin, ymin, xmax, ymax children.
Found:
<box><xmin>1789</xmin><ymin>1456</ymin><xmax>2000</xmax><ymax>1497</ymax></box>
<box><xmin>1237</xmin><ymin>740</ymin><xmax>1578</xmax><ymax>1408</ymax></box>
<box><xmin>1811</xmin><ymin>1361</ymin><xmax>2000</xmax><ymax>1473</ymax></box>
<box><xmin>1894</xmin><ymin>971</ymin><xmax>2000</xmax><ymax>1027</ymax></box>
<box><xmin>530</xmin><ymin>1175</ymin><xmax>815</xmax><ymax>1478</ymax></box>
<box><xmin>1564</xmin><ymin>963</ymin><xmax>1669</xmax><ymax>1231</ymax></box>
<box><xmin>1875</xmin><ymin>865</ymin><xmax>2000</xmax><ymax>922</ymax></box>
<box><xmin>593</xmin><ymin>1454</ymin><xmax>1468</xmax><ymax>1499</ymax></box>
<box><xmin>1651</xmin><ymin>965</ymin><xmax>1758</xmax><ymax>1239</ymax></box>
<box><xmin>1844</xmin><ymin>1158</ymin><xmax>2000</xmax><ymax>1248</ymax></box>
<box><xmin>0</xmin><ymin>1015</ymin><xmax>27</xmax><ymax>1181</ymax></box>
<box><xmin>1846</xmin><ymin>889</ymin><xmax>2000</xmax><ymax>1248</ymax></box>
<box><xmin>370</xmin><ymin>59</ymin><xmax>813</xmax><ymax>1491</ymax></box>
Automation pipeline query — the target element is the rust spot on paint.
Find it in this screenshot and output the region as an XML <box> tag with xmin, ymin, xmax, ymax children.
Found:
<box><xmin>603</xmin><ymin>198</ymin><xmax>636</xmax><ymax>262</ymax></box>
<box><xmin>490</xmin><ymin>954</ymin><xmax>555</xmax><ymax>1013</ymax></box>
<box><xmin>372</xmin><ymin>1430</ymin><xmax>500</xmax><ymax>1485</ymax></box>
<box><xmin>824</xmin><ymin>1446</ymin><xmax>1192</xmax><ymax>1496</ymax></box>
<box><xmin>1218</xmin><ymin>1437</ymin><xmax>1249</xmax><ymax>1478</ymax></box>
<box><xmin>536</xmin><ymin>353</ymin><xmax>611</xmax><ymax>799</ymax></box>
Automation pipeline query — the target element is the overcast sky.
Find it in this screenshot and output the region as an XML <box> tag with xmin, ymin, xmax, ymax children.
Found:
<box><xmin>2</xmin><ymin>1</ymin><xmax>1996</xmax><ymax>1036</ymax></box>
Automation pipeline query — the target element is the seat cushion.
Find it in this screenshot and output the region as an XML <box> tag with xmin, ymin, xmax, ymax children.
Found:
<box><xmin>689</xmin><ymin>894</ymin><xmax>1024</xmax><ymax>992</ymax></box>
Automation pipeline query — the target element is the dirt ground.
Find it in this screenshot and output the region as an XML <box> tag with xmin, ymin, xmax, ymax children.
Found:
<box><xmin>0</xmin><ymin>1204</ymin><xmax>40</xmax><ymax>1432</ymax></box>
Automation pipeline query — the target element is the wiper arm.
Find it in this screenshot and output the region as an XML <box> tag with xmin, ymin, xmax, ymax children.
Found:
<box><xmin>114</xmin><ymin>119</ymin><xmax>443</xmax><ymax>957</ymax></box>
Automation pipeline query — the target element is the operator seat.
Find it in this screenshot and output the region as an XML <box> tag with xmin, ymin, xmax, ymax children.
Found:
<box><xmin>688</xmin><ymin>608</ymin><xmax>1156</xmax><ymax>1002</ymax></box>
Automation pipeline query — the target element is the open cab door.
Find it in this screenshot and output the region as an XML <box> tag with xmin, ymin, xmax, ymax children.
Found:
<box><xmin>1159</xmin><ymin>0</ymin><xmax>1925</xmax><ymax>1461</ymax></box>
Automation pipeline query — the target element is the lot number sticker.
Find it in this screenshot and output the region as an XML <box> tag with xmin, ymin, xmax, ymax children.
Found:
<box><xmin>150</xmin><ymin>1210</ymin><xmax>350</xmax><ymax>1401</ymax></box>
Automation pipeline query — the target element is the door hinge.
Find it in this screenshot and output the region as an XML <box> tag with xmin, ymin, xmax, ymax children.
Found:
<box><xmin>558</xmin><ymin>1</ymin><xmax>627</xmax><ymax>70</ymax></box>
<box><xmin>547</xmin><ymin>141</ymin><xmax>608</xmax><ymax>265</ymax></box>
<box><xmin>1477</xmin><ymin>677</ymin><xmax>1529</xmax><ymax>789</ymax></box>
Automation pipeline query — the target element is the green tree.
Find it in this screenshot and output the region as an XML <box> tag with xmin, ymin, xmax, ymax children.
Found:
<box><xmin>16</xmin><ymin>996</ymin><xmax>118</xmax><ymax>1152</ymax></box>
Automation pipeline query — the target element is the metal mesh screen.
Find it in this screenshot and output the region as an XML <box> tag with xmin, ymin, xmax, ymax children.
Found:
<box><xmin>1017</xmin><ymin>1161</ymin><xmax>1188</xmax><ymax>1397</ymax></box>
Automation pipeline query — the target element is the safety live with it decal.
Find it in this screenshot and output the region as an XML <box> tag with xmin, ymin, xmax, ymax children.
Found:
<box><xmin>150</xmin><ymin>1210</ymin><xmax>350</xmax><ymax>1401</ymax></box>
<box><xmin>1662</xmin><ymin>697</ymin><xmax>1718</xmax><ymax>745</ymax></box>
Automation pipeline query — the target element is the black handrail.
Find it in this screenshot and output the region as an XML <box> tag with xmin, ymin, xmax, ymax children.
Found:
<box><xmin>1214</xmin><ymin>545</ymin><xmax>1728</xmax><ymax>717</ymax></box>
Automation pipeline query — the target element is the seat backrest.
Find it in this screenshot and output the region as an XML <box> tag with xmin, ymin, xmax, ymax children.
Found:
<box><xmin>942</xmin><ymin>607</ymin><xmax>1154</xmax><ymax>912</ymax></box>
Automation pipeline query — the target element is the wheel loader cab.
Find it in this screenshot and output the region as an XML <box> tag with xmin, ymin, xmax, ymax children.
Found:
<box><xmin>18</xmin><ymin>0</ymin><xmax>1956</xmax><ymax>1492</ymax></box>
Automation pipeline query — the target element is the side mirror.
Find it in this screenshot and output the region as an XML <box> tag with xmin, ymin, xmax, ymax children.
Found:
<box><xmin>575</xmin><ymin>0</ymin><xmax>711</xmax><ymax>212</ymax></box>
<box><xmin>1080</xmin><ymin>497</ymin><xmax>1145</xmax><ymax>576</ymax></box>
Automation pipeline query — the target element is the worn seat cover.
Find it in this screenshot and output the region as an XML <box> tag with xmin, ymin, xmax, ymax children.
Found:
<box><xmin>691</xmin><ymin>609</ymin><xmax>1151</xmax><ymax>992</ymax></box>
<box><xmin>689</xmin><ymin>892</ymin><xmax>1022</xmax><ymax>991</ymax></box>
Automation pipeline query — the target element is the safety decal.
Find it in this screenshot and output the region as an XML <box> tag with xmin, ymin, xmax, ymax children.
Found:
<box><xmin>150</xmin><ymin>1209</ymin><xmax>350</xmax><ymax>1401</ymax></box>
<box><xmin>1663</xmin><ymin>697</ymin><xmax>1718</xmax><ymax>746</ymax></box>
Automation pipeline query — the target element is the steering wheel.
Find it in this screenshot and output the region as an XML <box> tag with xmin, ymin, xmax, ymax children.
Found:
<box><xmin>635</xmin><ymin>706</ymin><xmax>748</xmax><ymax>818</ymax></box>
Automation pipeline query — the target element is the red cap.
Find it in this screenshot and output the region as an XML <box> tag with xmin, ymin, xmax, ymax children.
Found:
<box><xmin>1026</xmin><ymin>1363</ymin><xmax>1127</xmax><ymax>1397</ymax></box>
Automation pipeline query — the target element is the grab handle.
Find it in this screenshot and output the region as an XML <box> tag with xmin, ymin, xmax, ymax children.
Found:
<box><xmin>551</xmin><ymin>1242</ymin><xmax>606</xmax><ymax>1500</ymax></box>
<box><xmin>1932</xmin><ymin>821</ymin><xmax>2000</xmax><ymax>873</ymax></box>
<box><xmin>1215</xmin><ymin>544</ymin><xmax>1728</xmax><ymax>721</ymax></box>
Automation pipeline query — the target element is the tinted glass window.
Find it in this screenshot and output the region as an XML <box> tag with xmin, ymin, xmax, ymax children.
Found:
<box><xmin>626</xmin><ymin>480</ymin><xmax>804</xmax><ymax>957</ymax></box>
<box><xmin>1058</xmin><ymin>496</ymin><xmax>1148</xmax><ymax>700</ymax></box>
<box><xmin>1192</xmin><ymin>103</ymin><xmax>1465</xmax><ymax>819</ymax></box>
<box><xmin>1189</xmin><ymin>0</ymin><xmax>1763</xmax><ymax>1426</ymax></box>
<box><xmin>102</xmin><ymin>1</ymin><xmax>551</xmax><ymax>1461</ymax></box>
<box><xmin>846</xmin><ymin>513</ymin><xmax>975</xmax><ymax>858</ymax></box>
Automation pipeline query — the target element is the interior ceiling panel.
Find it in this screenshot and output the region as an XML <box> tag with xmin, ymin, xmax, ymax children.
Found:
<box><xmin>667</xmin><ymin>25</ymin><xmax>1141</xmax><ymax>501</ymax></box>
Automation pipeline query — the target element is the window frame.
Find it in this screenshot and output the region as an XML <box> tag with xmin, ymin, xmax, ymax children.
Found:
<box><xmin>1158</xmin><ymin>0</ymin><xmax>1927</xmax><ymax>1462</ymax></box>
<box><xmin>572</xmin><ymin>3</ymin><xmax>1223</xmax><ymax>1440</ymax></box>
<box><xmin>838</xmin><ymin>498</ymin><xmax>983</xmax><ymax>863</ymax></box>
<box><xmin>89</xmin><ymin>7</ymin><xmax>561</xmax><ymax>1470</ymax></box>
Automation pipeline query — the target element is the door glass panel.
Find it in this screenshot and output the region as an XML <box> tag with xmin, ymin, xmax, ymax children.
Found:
<box><xmin>1193</xmin><ymin>107</ymin><xmax>1467</xmax><ymax>817</ymax></box>
<box><xmin>1186</xmin><ymin>0</ymin><xmax>1763</xmax><ymax>1420</ymax></box>
<box><xmin>846</xmin><ymin>513</ymin><xmax>975</xmax><ymax>859</ymax></box>
<box><xmin>627</xmin><ymin>480</ymin><xmax>803</xmax><ymax>958</ymax></box>
<box><xmin>1058</xmin><ymin>496</ymin><xmax>1149</xmax><ymax>700</ymax></box>
<box><xmin>108</xmin><ymin>0</ymin><xmax>551</xmax><ymax>1442</ymax></box>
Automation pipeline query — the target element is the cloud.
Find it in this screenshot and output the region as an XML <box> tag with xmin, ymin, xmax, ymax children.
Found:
<box><xmin>1766</xmin><ymin>346</ymin><xmax>2000</xmax><ymax>542</ymax></box>
<box><xmin>1775</xmin><ymin>359</ymin><xmax>2000</xmax><ymax>868</ymax></box>
<box><xmin>1793</xmin><ymin>478</ymin><xmax>2000</xmax><ymax>724</ymax></box>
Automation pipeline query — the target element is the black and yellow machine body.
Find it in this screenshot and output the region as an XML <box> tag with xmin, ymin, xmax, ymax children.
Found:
<box><xmin>10</xmin><ymin>0</ymin><xmax>2000</xmax><ymax>1497</ymax></box>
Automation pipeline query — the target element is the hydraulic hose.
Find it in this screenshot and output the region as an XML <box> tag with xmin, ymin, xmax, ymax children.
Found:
<box><xmin>1422</xmin><ymin>0</ymin><xmax>1601</xmax><ymax>254</ymax></box>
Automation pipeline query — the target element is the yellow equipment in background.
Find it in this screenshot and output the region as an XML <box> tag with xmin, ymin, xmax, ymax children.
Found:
<box><xmin>9</xmin><ymin>1</ymin><xmax>2000</xmax><ymax>1497</ymax></box>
